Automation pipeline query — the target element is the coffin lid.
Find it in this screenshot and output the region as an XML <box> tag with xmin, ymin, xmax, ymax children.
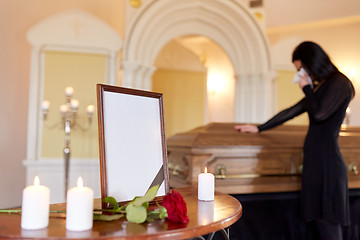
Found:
<box><xmin>167</xmin><ymin>123</ymin><xmax>360</xmax><ymax>148</ymax></box>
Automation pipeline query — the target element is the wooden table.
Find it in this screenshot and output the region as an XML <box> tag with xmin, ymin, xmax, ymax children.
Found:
<box><xmin>0</xmin><ymin>188</ymin><xmax>242</xmax><ymax>239</ymax></box>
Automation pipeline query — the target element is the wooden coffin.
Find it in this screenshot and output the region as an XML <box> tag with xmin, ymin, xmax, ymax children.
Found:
<box><xmin>167</xmin><ymin>123</ymin><xmax>360</xmax><ymax>194</ymax></box>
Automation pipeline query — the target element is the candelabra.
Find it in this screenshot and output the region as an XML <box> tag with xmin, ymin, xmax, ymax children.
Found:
<box><xmin>42</xmin><ymin>86</ymin><xmax>95</xmax><ymax>199</ymax></box>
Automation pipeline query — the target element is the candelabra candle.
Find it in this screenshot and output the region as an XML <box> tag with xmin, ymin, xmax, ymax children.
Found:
<box><xmin>87</xmin><ymin>105</ymin><xmax>95</xmax><ymax>123</ymax></box>
<box><xmin>60</xmin><ymin>104</ymin><xmax>68</xmax><ymax>116</ymax></box>
<box><xmin>41</xmin><ymin>101</ymin><xmax>50</xmax><ymax>119</ymax></box>
<box><xmin>87</xmin><ymin>105</ymin><xmax>94</xmax><ymax>115</ymax></box>
<box><xmin>71</xmin><ymin>99</ymin><xmax>79</xmax><ymax>111</ymax></box>
<box><xmin>65</xmin><ymin>86</ymin><xmax>74</xmax><ymax>97</ymax></box>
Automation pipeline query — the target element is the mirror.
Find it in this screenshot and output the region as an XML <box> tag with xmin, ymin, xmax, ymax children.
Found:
<box><xmin>97</xmin><ymin>84</ymin><xmax>169</xmax><ymax>203</ymax></box>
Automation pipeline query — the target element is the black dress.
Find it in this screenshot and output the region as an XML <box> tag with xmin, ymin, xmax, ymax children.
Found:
<box><xmin>257</xmin><ymin>71</ymin><xmax>354</xmax><ymax>226</ymax></box>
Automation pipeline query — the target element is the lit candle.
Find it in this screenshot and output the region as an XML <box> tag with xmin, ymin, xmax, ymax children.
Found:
<box><xmin>60</xmin><ymin>104</ymin><xmax>68</xmax><ymax>114</ymax></box>
<box><xmin>70</xmin><ymin>99</ymin><xmax>79</xmax><ymax>110</ymax></box>
<box><xmin>86</xmin><ymin>105</ymin><xmax>95</xmax><ymax>114</ymax></box>
<box><xmin>65</xmin><ymin>86</ymin><xmax>74</xmax><ymax>97</ymax></box>
<box><xmin>66</xmin><ymin>177</ymin><xmax>94</xmax><ymax>231</ymax></box>
<box><xmin>21</xmin><ymin>176</ymin><xmax>50</xmax><ymax>230</ymax></box>
<box><xmin>198</xmin><ymin>167</ymin><xmax>215</xmax><ymax>201</ymax></box>
<box><xmin>41</xmin><ymin>100</ymin><xmax>50</xmax><ymax>111</ymax></box>
<box><xmin>87</xmin><ymin>105</ymin><xmax>95</xmax><ymax>120</ymax></box>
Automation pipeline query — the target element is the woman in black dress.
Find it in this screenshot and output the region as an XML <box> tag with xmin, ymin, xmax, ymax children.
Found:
<box><xmin>235</xmin><ymin>41</ymin><xmax>355</xmax><ymax>239</ymax></box>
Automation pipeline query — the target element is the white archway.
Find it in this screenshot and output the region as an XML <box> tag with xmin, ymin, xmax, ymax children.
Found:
<box><xmin>122</xmin><ymin>0</ymin><xmax>275</xmax><ymax>122</ymax></box>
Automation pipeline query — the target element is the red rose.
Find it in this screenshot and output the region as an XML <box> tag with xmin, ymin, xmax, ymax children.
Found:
<box><xmin>162</xmin><ymin>190</ymin><xmax>189</xmax><ymax>224</ymax></box>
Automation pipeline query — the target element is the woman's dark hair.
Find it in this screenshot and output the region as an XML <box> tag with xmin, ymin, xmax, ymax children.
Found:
<box><xmin>292</xmin><ymin>41</ymin><xmax>338</xmax><ymax>79</ymax></box>
<box><xmin>293</xmin><ymin>41</ymin><xmax>355</xmax><ymax>98</ymax></box>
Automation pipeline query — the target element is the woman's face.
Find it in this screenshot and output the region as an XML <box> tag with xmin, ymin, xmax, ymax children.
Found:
<box><xmin>293</xmin><ymin>60</ymin><xmax>302</xmax><ymax>71</ymax></box>
<box><xmin>293</xmin><ymin>59</ymin><xmax>315</xmax><ymax>80</ymax></box>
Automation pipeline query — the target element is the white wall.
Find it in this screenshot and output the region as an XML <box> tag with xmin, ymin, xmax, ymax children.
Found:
<box><xmin>176</xmin><ymin>37</ymin><xmax>235</xmax><ymax>123</ymax></box>
<box><xmin>0</xmin><ymin>0</ymin><xmax>126</xmax><ymax>208</ymax></box>
<box><xmin>264</xmin><ymin>0</ymin><xmax>360</xmax><ymax>28</ymax></box>
<box><xmin>267</xmin><ymin>16</ymin><xmax>360</xmax><ymax>126</ymax></box>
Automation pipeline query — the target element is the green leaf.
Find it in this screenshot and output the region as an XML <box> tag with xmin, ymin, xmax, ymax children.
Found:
<box><xmin>142</xmin><ymin>202</ymin><xmax>149</xmax><ymax>209</ymax></box>
<box><xmin>102</xmin><ymin>197</ymin><xmax>119</xmax><ymax>210</ymax></box>
<box><xmin>126</xmin><ymin>202</ymin><xmax>147</xmax><ymax>223</ymax></box>
<box><xmin>93</xmin><ymin>213</ymin><xmax>124</xmax><ymax>221</ymax></box>
<box><xmin>158</xmin><ymin>206</ymin><xmax>168</xmax><ymax>219</ymax></box>
<box><xmin>133</xmin><ymin>185</ymin><xmax>159</xmax><ymax>207</ymax></box>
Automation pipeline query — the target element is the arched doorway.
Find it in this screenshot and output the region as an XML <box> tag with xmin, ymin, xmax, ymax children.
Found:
<box><xmin>152</xmin><ymin>35</ymin><xmax>236</xmax><ymax>137</ymax></box>
<box><xmin>122</xmin><ymin>0</ymin><xmax>275</xmax><ymax>123</ymax></box>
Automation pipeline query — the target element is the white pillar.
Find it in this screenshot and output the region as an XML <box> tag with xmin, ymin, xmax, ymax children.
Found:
<box><xmin>26</xmin><ymin>46</ymin><xmax>41</xmax><ymax>161</ymax></box>
<box><xmin>234</xmin><ymin>73</ymin><xmax>251</xmax><ymax>123</ymax></box>
<box><xmin>141</xmin><ymin>65</ymin><xmax>157</xmax><ymax>91</ymax></box>
<box><xmin>121</xmin><ymin>61</ymin><xmax>140</xmax><ymax>88</ymax></box>
<box><xmin>107</xmin><ymin>52</ymin><xmax>119</xmax><ymax>86</ymax></box>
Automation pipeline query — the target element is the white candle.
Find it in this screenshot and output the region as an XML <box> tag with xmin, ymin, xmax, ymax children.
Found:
<box><xmin>21</xmin><ymin>176</ymin><xmax>50</xmax><ymax>230</ymax></box>
<box><xmin>198</xmin><ymin>167</ymin><xmax>215</xmax><ymax>201</ymax></box>
<box><xmin>65</xmin><ymin>86</ymin><xmax>74</xmax><ymax>97</ymax></box>
<box><xmin>86</xmin><ymin>105</ymin><xmax>95</xmax><ymax>114</ymax></box>
<box><xmin>41</xmin><ymin>100</ymin><xmax>50</xmax><ymax>111</ymax></box>
<box><xmin>70</xmin><ymin>99</ymin><xmax>79</xmax><ymax>110</ymax></box>
<box><xmin>60</xmin><ymin>104</ymin><xmax>68</xmax><ymax>114</ymax></box>
<box><xmin>66</xmin><ymin>177</ymin><xmax>94</xmax><ymax>231</ymax></box>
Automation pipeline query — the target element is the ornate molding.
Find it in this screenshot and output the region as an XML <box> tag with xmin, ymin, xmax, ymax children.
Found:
<box><xmin>122</xmin><ymin>0</ymin><xmax>275</xmax><ymax>122</ymax></box>
<box><xmin>27</xmin><ymin>9</ymin><xmax>122</xmax><ymax>52</ymax></box>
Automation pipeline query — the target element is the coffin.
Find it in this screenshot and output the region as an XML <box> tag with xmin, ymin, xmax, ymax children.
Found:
<box><xmin>167</xmin><ymin>123</ymin><xmax>360</xmax><ymax>194</ymax></box>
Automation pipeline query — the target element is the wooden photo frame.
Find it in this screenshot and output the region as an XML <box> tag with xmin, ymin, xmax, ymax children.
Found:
<box><xmin>97</xmin><ymin>84</ymin><xmax>169</xmax><ymax>203</ymax></box>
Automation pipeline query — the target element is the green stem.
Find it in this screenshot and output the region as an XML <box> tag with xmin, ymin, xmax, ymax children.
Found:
<box><xmin>93</xmin><ymin>209</ymin><xmax>126</xmax><ymax>213</ymax></box>
<box><xmin>0</xmin><ymin>209</ymin><xmax>126</xmax><ymax>214</ymax></box>
<box><xmin>0</xmin><ymin>209</ymin><xmax>66</xmax><ymax>213</ymax></box>
<box><xmin>50</xmin><ymin>210</ymin><xmax>66</xmax><ymax>213</ymax></box>
<box><xmin>0</xmin><ymin>209</ymin><xmax>21</xmax><ymax>213</ymax></box>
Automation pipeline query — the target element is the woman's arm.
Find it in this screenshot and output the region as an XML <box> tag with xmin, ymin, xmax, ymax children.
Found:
<box><xmin>302</xmin><ymin>73</ymin><xmax>353</xmax><ymax>122</ymax></box>
<box><xmin>234</xmin><ymin>99</ymin><xmax>306</xmax><ymax>133</ymax></box>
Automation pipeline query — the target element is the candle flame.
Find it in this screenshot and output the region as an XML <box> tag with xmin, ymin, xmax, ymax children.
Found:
<box><xmin>34</xmin><ymin>176</ymin><xmax>40</xmax><ymax>186</ymax></box>
<box><xmin>204</xmin><ymin>167</ymin><xmax>208</xmax><ymax>174</ymax></box>
<box><xmin>77</xmin><ymin>177</ymin><xmax>84</xmax><ymax>188</ymax></box>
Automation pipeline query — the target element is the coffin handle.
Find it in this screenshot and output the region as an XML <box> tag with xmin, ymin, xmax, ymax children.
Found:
<box><xmin>214</xmin><ymin>164</ymin><xmax>301</xmax><ymax>179</ymax></box>
<box><xmin>348</xmin><ymin>162</ymin><xmax>359</xmax><ymax>175</ymax></box>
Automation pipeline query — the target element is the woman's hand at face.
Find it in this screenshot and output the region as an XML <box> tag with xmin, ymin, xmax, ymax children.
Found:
<box><xmin>234</xmin><ymin>124</ymin><xmax>259</xmax><ymax>133</ymax></box>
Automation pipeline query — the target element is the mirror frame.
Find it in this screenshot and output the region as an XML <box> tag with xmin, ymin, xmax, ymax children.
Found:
<box><xmin>97</xmin><ymin>84</ymin><xmax>170</xmax><ymax>204</ymax></box>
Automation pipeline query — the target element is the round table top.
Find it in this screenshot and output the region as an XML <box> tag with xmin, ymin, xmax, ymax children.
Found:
<box><xmin>0</xmin><ymin>187</ymin><xmax>242</xmax><ymax>239</ymax></box>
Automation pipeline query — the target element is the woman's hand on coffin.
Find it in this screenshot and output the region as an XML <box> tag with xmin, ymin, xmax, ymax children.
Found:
<box><xmin>234</xmin><ymin>124</ymin><xmax>259</xmax><ymax>133</ymax></box>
